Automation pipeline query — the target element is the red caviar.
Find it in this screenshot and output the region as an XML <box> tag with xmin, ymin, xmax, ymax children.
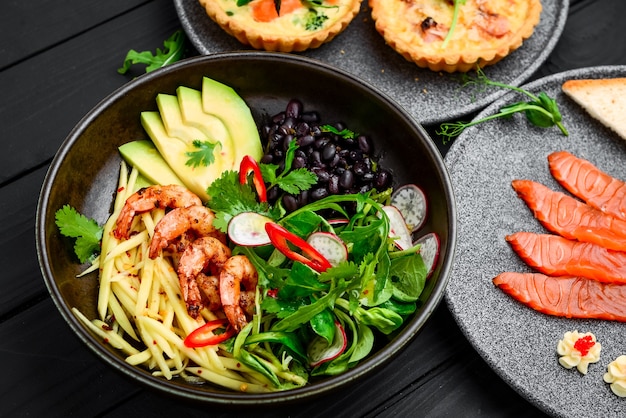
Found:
<box><xmin>574</xmin><ymin>335</ymin><xmax>595</xmax><ymax>357</ymax></box>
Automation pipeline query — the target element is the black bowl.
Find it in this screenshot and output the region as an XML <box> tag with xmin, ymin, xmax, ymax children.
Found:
<box><xmin>35</xmin><ymin>51</ymin><xmax>456</xmax><ymax>405</ymax></box>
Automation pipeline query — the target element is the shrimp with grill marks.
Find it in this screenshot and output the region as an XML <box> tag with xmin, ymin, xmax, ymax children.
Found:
<box><xmin>177</xmin><ymin>236</ymin><xmax>231</xmax><ymax>318</ymax></box>
<box><xmin>113</xmin><ymin>185</ymin><xmax>202</xmax><ymax>240</ymax></box>
<box><xmin>148</xmin><ymin>205</ymin><xmax>224</xmax><ymax>259</ymax></box>
<box><xmin>219</xmin><ymin>255</ymin><xmax>258</xmax><ymax>332</ymax></box>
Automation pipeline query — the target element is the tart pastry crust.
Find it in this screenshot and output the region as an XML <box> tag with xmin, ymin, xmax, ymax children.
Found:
<box><xmin>369</xmin><ymin>0</ymin><xmax>542</xmax><ymax>72</ymax></box>
<box><xmin>198</xmin><ymin>0</ymin><xmax>363</xmax><ymax>52</ymax></box>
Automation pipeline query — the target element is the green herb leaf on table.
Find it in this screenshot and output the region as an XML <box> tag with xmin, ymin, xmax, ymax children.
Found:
<box><xmin>55</xmin><ymin>205</ymin><xmax>103</xmax><ymax>263</ymax></box>
<box><xmin>118</xmin><ymin>29</ymin><xmax>185</xmax><ymax>75</ymax></box>
<box><xmin>437</xmin><ymin>69</ymin><xmax>569</xmax><ymax>143</ymax></box>
<box><xmin>185</xmin><ymin>140</ymin><xmax>220</xmax><ymax>168</ymax></box>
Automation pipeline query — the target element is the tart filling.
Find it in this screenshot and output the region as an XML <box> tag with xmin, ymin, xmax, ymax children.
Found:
<box><xmin>369</xmin><ymin>0</ymin><xmax>542</xmax><ymax>72</ymax></box>
<box><xmin>198</xmin><ymin>0</ymin><xmax>363</xmax><ymax>52</ymax></box>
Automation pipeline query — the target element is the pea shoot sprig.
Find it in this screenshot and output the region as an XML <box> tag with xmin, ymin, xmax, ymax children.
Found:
<box><xmin>437</xmin><ymin>69</ymin><xmax>569</xmax><ymax>144</ymax></box>
<box><xmin>441</xmin><ymin>0</ymin><xmax>466</xmax><ymax>49</ymax></box>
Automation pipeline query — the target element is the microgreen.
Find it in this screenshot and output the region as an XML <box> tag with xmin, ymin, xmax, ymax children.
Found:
<box><xmin>185</xmin><ymin>140</ymin><xmax>220</xmax><ymax>168</ymax></box>
<box><xmin>437</xmin><ymin>69</ymin><xmax>569</xmax><ymax>143</ymax></box>
<box><xmin>55</xmin><ymin>205</ymin><xmax>103</xmax><ymax>263</ymax></box>
<box><xmin>117</xmin><ymin>30</ymin><xmax>185</xmax><ymax>75</ymax></box>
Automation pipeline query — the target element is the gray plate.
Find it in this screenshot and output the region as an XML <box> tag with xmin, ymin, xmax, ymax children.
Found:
<box><xmin>445</xmin><ymin>65</ymin><xmax>626</xmax><ymax>418</ymax></box>
<box><xmin>174</xmin><ymin>0</ymin><xmax>568</xmax><ymax>126</ymax></box>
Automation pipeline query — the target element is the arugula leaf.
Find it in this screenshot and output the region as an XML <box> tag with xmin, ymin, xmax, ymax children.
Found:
<box><xmin>55</xmin><ymin>205</ymin><xmax>103</xmax><ymax>263</ymax></box>
<box><xmin>437</xmin><ymin>68</ymin><xmax>568</xmax><ymax>143</ymax></box>
<box><xmin>118</xmin><ymin>30</ymin><xmax>185</xmax><ymax>74</ymax></box>
<box><xmin>185</xmin><ymin>140</ymin><xmax>220</xmax><ymax>168</ymax></box>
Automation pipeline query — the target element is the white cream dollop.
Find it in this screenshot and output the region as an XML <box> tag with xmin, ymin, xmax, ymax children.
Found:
<box><xmin>604</xmin><ymin>355</ymin><xmax>626</xmax><ymax>397</ymax></box>
<box><xmin>556</xmin><ymin>330</ymin><xmax>601</xmax><ymax>375</ymax></box>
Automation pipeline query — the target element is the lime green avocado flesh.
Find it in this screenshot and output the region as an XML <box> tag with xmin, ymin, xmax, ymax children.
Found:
<box><xmin>127</xmin><ymin>77</ymin><xmax>263</xmax><ymax>202</ymax></box>
<box><xmin>118</xmin><ymin>140</ymin><xmax>184</xmax><ymax>187</ymax></box>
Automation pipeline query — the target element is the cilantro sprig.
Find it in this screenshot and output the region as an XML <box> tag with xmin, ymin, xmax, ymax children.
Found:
<box><xmin>118</xmin><ymin>30</ymin><xmax>185</xmax><ymax>75</ymax></box>
<box><xmin>260</xmin><ymin>140</ymin><xmax>318</xmax><ymax>195</ymax></box>
<box><xmin>185</xmin><ymin>140</ymin><xmax>221</xmax><ymax>168</ymax></box>
<box><xmin>437</xmin><ymin>69</ymin><xmax>569</xmax><ymax>143</ymax></box>
<box><xmin>55</xmin><ymin>205</ymin><xmax>103</xmax><ymax>263</ymax></box>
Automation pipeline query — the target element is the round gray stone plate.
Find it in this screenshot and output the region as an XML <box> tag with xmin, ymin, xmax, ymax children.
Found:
<box><xmin>445</xmin><ymin>65</ymin><xmax>626</xmax><ymax>418</ymax></box>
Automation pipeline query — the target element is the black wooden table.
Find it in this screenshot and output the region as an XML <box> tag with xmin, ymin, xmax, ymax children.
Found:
<box><xmin>2</xmin><ymin>0</ymin><xmax>625</xmax><ymax>416</ymax></box>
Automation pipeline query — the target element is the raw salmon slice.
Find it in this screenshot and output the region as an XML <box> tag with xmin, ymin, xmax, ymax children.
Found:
<box><xmin>493</xmin><ymin>272</ymin><xmax>626</xmax><ymax>322</ymax></box>
<box><xmin>506</xmin><ymin>232</ymin><xmax>626</xmax><ymax>284</ymax></box>
<box><xmin>511</xmin><ymin>179</ymin><xmax>626</xmax><ymax>251</ymax></box>
<box><xmin>548</xmin><ymin>150</ymin><xmax>626</xmax><ymax>220</ymax></box>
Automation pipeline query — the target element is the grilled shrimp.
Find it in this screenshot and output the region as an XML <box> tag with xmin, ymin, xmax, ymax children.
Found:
<box><xmin>196</xmin><ymin>273</ymin><xmax>222</xmax><ymax>312</ymax></box>
<box><xmin>219</xmin><ymin>255</ymin><xmax>258</xmax><ymax>331</ymax></box>
<box><xmin>148</xmin><ymin>205</ymin><xmax>224</xmax><ymax>259</ymax></box>
<box><xmin>177</xmin><ymin>236</ymin><xmax>232</xmax><ymax>317</ymax></box>
<box><xmin>113</xmin><ymin>185</ymin><xmax>202</xmax><ymax>240</ymax></box>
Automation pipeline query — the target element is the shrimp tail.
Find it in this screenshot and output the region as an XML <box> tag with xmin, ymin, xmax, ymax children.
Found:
<box><xmin>511</xmin><ymin>179</ymin><xmax>626</xmax><ymax>251</ymax></box>
<box><xmin>548</xmin><ymin>151</ymin><xmax>626</xmax><ymax>220</ymax></box>
<box><xmin>493</xmin><ymin>272</ymin><xmax>626</xmax><ymax>322</ymax></box>
<box><xmin>506</xmin><ymin>232</ymin><xmax>626</xmax><ymax>284</ymax></box>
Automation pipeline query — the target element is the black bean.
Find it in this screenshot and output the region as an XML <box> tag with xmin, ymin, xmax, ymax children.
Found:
<box><xmin>339</xmin><ymin>170</ymin><xmax>354</xmax><ymax>189</ymax></box>
<box><xmin>293</xmin><ymin>156</ymin><xmax>306</xmax><ymax>169</ymax></box>
<box><xmin>260</xmin><ymin>154</ymin><xmax>273</xmax><ymax>164</ymax></box>
<box><xmin>297</xmin><ymin>134</ymin><xmax>315</xmax><ymax>148</ymax></box>
<box><xmin>283</xmin><ymin>194</ymin><xmax>298</xmax><ymax>212</ymax></box>
<box><xmin>309</xmin><ymin>150</ymin><xmax>322</xmax><ymax>167</ymax></box>
<box><xmin>301</xmin><ymin>111</ymin><xmax>320</xmax><ymax>123</ymax></box>
<box><xmin>357</xmin><ymin>135</ymin><xmax>372</xmax><ymax>153</ymax></box>
<box><xmin>322</xmin><ymin>143</ymin><xmax>336</xmax><ymax>161</ymax></box>
<box><xmin>310</xmin><ymin>187</ymin><xmax>329</xmax><ymax>201</ymax></box>
<box><xmin>285</xmin><ymin>99</ymin><xmax>303</xmax><ymax>119</ymax></box>
<box><xmin>328</xmin><ymin>175</ymin><xmax>340</xmax><ymax>194</ymax></box>
<box><xmin>374</xmin><ymin>169</ymin><xmax>392</xmax><ymax>189</ymax></box>
<box><xmin>311</xmin><ymin>167</ymin><xmax>330</xmax><ymax>183</ymax></box>
<box><xmin>314</xmin><ymin>137</ymin><xmax>330</xmax><ymax>149</ymax></box>
<box><xmin>282</xmin><ymin>134</ymin><xmax>294</xmax><ymax>151</ymax></box>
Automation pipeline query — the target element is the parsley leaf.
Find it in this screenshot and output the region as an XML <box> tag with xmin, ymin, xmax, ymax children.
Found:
<box><xmin>118</xmin><ymin>30</ymin><xmax>185</xmax><ymax>75</ymax></box>
<box><xmin>55</xmin><ymin>205</ymin><xmax>103</xmax><ymax>263</ymax></box>
<box><xmin>185</xmin><ymin>140</ymin><xmax>220</xmax><ymax>168</ymax></box>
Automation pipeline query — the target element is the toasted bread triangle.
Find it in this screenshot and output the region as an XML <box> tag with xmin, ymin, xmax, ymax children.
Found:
<box><xmin>562</xmin><ymin>78</ymin><xmax>626</xmax><ymax>140</ymax></box>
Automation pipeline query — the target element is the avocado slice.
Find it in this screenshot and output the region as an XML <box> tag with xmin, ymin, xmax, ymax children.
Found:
<box><xmin>141</xmin><ymin>111</ymin><xmax>215</xmax><ymax>201</ymax></box>
<box><xmin>176</xmin><ymin>86</ymin><xmax>236</xmax><ymax>171</ymax></box>
<box><xmin>118</xmin><ymin>140</ymin><xmax>185</xmax><ymax>187</ymax></box>
<box><xmin>201</xmin><ymin>77</ymin><xmax>263</xmax><ymax>165</ymax></box>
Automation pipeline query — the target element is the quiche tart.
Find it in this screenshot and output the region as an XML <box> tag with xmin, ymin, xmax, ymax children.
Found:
<box><xmin>198</xmin><ymin>0</ymin><xmax>363</xmax><ymax>52</ymax></box>
<box><xmin>369</xmin><ymin>0</ymin><xmax>542</xmax><ymax>72</ymax></box>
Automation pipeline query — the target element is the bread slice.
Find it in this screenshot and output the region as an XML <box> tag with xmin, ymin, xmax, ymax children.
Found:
<box><xmin>562</xmin><ymin>78</ymin><xmax>626</xmax><ymax>140</ymax></box>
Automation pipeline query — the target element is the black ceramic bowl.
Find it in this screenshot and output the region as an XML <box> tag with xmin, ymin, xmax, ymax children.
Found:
<box><xmin>36</xmin><ymin>52</ymin><xmax>456</xmax><ymax>405</ymax></box>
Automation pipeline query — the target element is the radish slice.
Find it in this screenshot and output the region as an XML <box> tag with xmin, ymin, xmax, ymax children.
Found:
<box><xmin>307</xmin><ymin>321</ymin><xmax>347</xmax><ymax>367</ymax></box>
<box><xmin>227</xmin><ymin>212</ymin><xmax>272</xmax><ymax>246</ymax></box>
<box><xmin>382</xmin><ymin>205</ymin><xmax>413</xmax><ymax>250</ymax></box>
<box><xmin>391</xmin><ymin>184</ymin><xmax>428</xmax><ymax>232</ymax></box>
<box><xmin>415</xmin><ymin>232</ymin><xmax>440</xmax><ymax>278</ymax></box>
<box><xmin>306</xmin><ymin>232</ymin><xmax>348</xmax><ymax>267</ymax></box>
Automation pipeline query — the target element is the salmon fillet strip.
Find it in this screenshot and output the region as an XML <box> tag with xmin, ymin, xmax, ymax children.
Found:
<box><xmin>493</xmin><ymin>272</ymin><xmax>626</xmax><ymax>322</ymax></box>
<box><xmin>512</xmin><ymin>179</ymin><xmax>626</xmax><ymax>251</ymax></box>
<box><xmin>548</xmin><ymin>150</ymin><xmax>626</xmax><ymax>220</ymax></box>
<box><xmin>506</xmin><ymin>232</ymin><xmax>626</xmax><ymax>284</ymax></box>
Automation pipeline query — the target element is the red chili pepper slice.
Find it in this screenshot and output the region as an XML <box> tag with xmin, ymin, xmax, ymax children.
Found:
<box><xmin>265</xmin><ymin>222</ymin><xmax>332</xmax><ymax>273</ymax></box>
<box><xmin>239</xmin><ymin>155</ymin><xmax>267</xmax><ymax>202</ymax></box>
<box><xmin>184</xmin><ymin>318</ymin><xmax>235</xmax><ymax>348</ymax></box>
